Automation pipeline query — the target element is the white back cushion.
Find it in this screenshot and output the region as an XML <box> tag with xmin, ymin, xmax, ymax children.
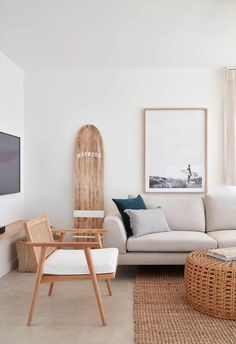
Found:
<box><xmin>206</xmin><ymin>195</ymin><xmax>236</xmax><ymax>232</ymax></box>
<box><xmin>130</xmin><ymin>194</ymin><xmax>205</xmax><ymax>232</ymax></box>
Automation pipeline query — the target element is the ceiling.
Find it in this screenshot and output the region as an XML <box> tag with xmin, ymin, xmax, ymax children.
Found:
<box><xmin>0</xmin><ymin>0</ymin><xmax>236</xmax><ymax>70</ymax></box>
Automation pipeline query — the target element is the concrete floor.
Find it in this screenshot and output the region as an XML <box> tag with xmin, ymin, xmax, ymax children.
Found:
<box><xmin>0</xmin><ymin>266</ymin><xmax>138</xmax><ymax>344</ymax></box>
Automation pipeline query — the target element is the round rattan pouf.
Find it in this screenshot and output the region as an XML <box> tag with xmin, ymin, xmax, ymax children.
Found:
<box><xmin>184</xmin><ymin>249</ymin><xmax>236</xmax><ymax>320</ymax></box>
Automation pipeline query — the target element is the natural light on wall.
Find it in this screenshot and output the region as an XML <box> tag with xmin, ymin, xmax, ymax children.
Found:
<box><xmin>225</xmin><ymin>67</ymin><xmax>236</xmax><ymax>185</ymax></box>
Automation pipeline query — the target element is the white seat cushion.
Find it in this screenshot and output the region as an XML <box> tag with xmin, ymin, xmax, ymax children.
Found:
<box><xmin>127</xmin><ymin>231</ymin><xmax>217</xmax><ymax>252</ymax></box>
<box><xmin>43</xmin><ymin>248</ymin><xmax>119</xmax><ymax>275</ymax></box>
<box><xmin>207</xmin><ymin>230</ymin><xmax>236</xmax><ymax>248</ymax></box>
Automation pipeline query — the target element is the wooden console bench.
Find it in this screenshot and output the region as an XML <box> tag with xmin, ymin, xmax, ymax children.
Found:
<box><xmin>0</xmin><ymin>220</ymin><xmax>25</xmax><ymax>240</ymax></box>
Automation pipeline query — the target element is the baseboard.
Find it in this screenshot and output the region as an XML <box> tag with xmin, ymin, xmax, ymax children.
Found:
<box><xmin>0</xmin><ymin>258</ymin><xmax>18</xmax><ymax>278</ymax></box>
<box><xmin>118</xmin><ymin>252</ymin><xmax>188</xmax><ymax>265</ymax></box>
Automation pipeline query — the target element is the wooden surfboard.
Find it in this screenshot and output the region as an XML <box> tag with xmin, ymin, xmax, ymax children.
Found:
<box><xmin>74</xmin><ymin>125</ymin><xmax>104</xmax><ymax>229</ymax></box>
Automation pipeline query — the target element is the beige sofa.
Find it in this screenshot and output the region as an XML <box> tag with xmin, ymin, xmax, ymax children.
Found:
<box><xmin>103</xmin><ymin>194</ymin><xmax>236</xmax><ymax>265</ymax></box>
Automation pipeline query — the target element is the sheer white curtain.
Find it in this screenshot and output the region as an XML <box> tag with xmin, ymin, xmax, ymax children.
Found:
<box><xmin>225</xmin><ymin>69</ymin><xmax>236</xmax><ymax>185</ymax></box>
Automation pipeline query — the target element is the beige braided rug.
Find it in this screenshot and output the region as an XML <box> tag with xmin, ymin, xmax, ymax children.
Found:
<box><xmin>134</xmin><ymin>266</ymin><xmax>236</xmax><ymax>344</ymax></box>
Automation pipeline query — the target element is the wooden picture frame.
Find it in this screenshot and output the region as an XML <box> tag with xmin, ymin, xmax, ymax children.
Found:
<box><xmin>144</xmin><ymin>108</ymin><xmax>207</xmax><ymax>193</ymax></box>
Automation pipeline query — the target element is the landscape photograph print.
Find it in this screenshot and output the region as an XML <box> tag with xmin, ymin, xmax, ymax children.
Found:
<box><xmin>145</xmin><ymin>108</ymin><xmax>207</xmax><ymax>193</ymax></box>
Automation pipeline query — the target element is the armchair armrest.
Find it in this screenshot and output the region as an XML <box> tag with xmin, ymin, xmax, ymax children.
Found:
<box><xmin>52</xmin><ymin>228</ymin><xmax>107</xmax><ymax>234</ymax></box>
<box><xmin>52</xmin><ymin>228</ymin><xmax>106</xmax><ymax>243</ymax></box>
<box><xmin>27</xmin><ymin>241</ymin><xmax>101</xmax><ymax>249</ymax></box>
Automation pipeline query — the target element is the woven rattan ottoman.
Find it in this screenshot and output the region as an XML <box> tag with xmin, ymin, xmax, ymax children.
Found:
<box><xmin>184</xmin><ymin>249</ymin><xmax>236</xmax><ymax>320</ymax></box>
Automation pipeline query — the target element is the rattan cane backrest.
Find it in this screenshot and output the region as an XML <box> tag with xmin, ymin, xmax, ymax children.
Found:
<box><xmin>25</xmin><ymin>215</ymin><xmax>55</xmax><ymax>266</ymax></box>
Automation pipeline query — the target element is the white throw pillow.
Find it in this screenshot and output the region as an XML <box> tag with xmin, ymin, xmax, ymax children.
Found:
<box><xmin>124</xmin><ymin>207</ymin><xmax>171</xmax><ymax>237</ymax></box>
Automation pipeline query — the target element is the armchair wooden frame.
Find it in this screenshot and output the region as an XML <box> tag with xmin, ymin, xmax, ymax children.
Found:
<box><xmin>25</xmin><ymin>215</ymin><xmax>116</xmax><ymax>326</ymax></box>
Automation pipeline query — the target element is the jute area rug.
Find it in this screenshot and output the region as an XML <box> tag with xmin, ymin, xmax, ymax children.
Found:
<box><xmin>134</xmin><ymin>266</ymin><xmax>236</xmax><ymax>344</ymax></box>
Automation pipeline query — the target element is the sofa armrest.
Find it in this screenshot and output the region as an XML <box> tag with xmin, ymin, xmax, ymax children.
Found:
<box><xmin>103</xmin><ymin>212</ymin><xmax>127</xmax><ymax>254</ymax></box>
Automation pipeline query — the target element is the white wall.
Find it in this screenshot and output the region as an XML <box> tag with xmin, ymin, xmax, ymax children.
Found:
<box><xmin>24</xmin><ymin>68</ymin><xmax>226</xmax><ymax>228</ymax></box>
<box><xmin>0</xmin><ymin>1</ymin><xmax>235</xmax><ymax>276</ymax></box>
<box><xmin>0</xmin><ymin>52</ymin><xmax>24</xmax><ymax>277</ymax></box>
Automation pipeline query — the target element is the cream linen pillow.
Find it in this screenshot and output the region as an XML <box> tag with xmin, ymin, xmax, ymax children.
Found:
<box><xmin>124</xmin><ymin>207</ymin><xmax>170</xmax><ymax>237</ymax></box>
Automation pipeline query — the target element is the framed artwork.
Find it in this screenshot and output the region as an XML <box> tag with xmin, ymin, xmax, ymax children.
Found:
<box><xmin>145</xmin><ymin>108</ymin><xmax>207</xmax><ymax>193</ymax></box>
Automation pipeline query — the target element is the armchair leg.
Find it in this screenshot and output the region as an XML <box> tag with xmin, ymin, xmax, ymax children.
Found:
<box><xmin>27</xmin><ymin>247</ymin><xmax>46</xmax><ymax>326</ymax></box>
<box><xmin>48</xmin><ymin>283</ymin><xmax>54</xmax><ymax>296</ymax></box>
<box><xmin>105</xmin><ymin>279</ymin><xmax>112</xmax><ymax>296</ymax></box>
<box><xmin>84</xmin><ymin>247</ymin><xmax>107</xmax><ymax>326</ymax></box>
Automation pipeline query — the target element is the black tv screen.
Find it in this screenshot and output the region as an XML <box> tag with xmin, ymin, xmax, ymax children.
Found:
<box><xmin>0</xmin><ymin>132</ymin><xmax>20</xmax><ymax>195</ymax></box>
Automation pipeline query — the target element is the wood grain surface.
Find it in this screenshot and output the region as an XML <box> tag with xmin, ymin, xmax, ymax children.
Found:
<box><xmin>74</xmin><ymin>125</ymin><xmax>104</xmax><ymax>229</ymax></box>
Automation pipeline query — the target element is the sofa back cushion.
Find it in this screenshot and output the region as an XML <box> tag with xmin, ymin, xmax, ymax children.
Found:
<box><xmin>130</xmin><ymin>194</ymin><xmax>205</xmax><ymax>232</ymax></box>
<box><xmin>205</xmin><ymin>195</ymin><xmax>236</xmax><ymax>232</ymax></box>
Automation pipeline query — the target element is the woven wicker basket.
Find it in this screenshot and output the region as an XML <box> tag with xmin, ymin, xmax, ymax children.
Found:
<box><xmin>16</xmin><ymin>231</ymin><xmax>60</xmax><ymax>273</ymax></box>
<box><xmin>184</xmin><ymin>249</ymin><xmax>236</xmax><ymax>320</ymax></box>
<box><xmin>16</xmin><ymin>237</ymin><xmax>36</xmax><ymax>272</ymax></box>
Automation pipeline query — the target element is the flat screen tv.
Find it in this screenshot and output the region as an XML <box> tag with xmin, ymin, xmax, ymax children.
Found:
<box><xmin>0</xmin><ymin>132</ymin><xmax>20</xmax><ymax>195</ymax></box>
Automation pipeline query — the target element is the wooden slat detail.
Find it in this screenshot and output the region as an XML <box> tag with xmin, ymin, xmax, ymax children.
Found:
<box><xmin>41</xmin><ymin>273</ymin><xmax>115</xmax><ymax>283</ymax></box>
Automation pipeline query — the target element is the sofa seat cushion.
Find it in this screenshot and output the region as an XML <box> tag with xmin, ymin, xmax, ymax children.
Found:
<box><xmin>207</xmin><ymin>230</ymin><xmax>236</xmax><ymax>248</ymax></box>
<box><xmin>43</xmin><ymin>248</ymin><xmax>119</xmax><ymax>275</ymax></box>
<box><xmin>127</xmin><ymin>231</ymin><xmax>217</xmax><ymax>252</ymax></box>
